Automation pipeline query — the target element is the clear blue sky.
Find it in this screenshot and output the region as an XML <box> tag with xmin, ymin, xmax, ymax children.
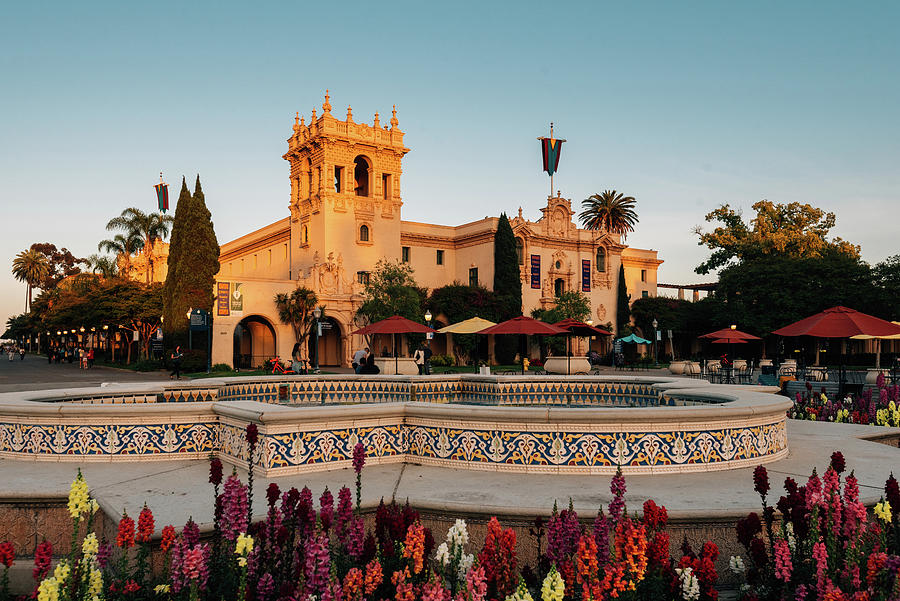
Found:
<box><xmin>2</xmin><ymin>1</ymin><xmax>898</xmax><ymax>328</ymax></box>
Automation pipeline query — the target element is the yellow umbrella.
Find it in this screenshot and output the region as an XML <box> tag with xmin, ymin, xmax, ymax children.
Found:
<box><xmin>437</xmin><ymin>317</ymin><xmax>497</xmax><ymax>334</ymax></box>
<box><xmin>851</xmin><ymin>321</ymin><xmax>900</xmax><ymax>368</ymax></box>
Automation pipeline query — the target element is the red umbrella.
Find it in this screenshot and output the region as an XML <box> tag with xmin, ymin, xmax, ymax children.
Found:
<box><xmin>352</xmin><ymin>316</ymin><xmax>436</xmax><ymax>374</ymax></box>
<box><xmin>772</xmin><ymin>306</ymin><xmax>900</xmax><ymax>338</ymax></box>
<box><xmin>478</xmin><ymin>316</ymin><xmax>567</xmax><ymax>373</ymax></box>
<box><xmin>709</xmin><ymin>338</ymin><xmax>748</xmax><ymax>344</ymax></box>
<box><xmin>698</xmin><ymin>328</ymin><xmax>761</xmax><ymax>341</ymax></box>
<box><xmin>553</xmin><ymin>319</ymin><xmax>613</xmax><ymax>374</ymax></box>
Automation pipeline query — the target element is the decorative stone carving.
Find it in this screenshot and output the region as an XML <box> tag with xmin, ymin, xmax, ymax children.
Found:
<box><xmin>596</xmin><ymin>304</ymin><xmax>607</xmax><ymax>321</ymax></box>
<box><xmin>300</xmin><ymin>252</ymin><xmax>358</xmax><ymax>295</ymax></box>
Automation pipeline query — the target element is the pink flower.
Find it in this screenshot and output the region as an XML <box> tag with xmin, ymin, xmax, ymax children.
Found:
<box><xmin>774</xmin><ymin>539</ymin><xmax>792</xmax><ymax>582</ymax></box>
<box><xmin>221</xmin><ymin>474</ymin><xmax>249</xmax><ymax>541</ymax></box>
<box><xmin>353</xmin><ymin>442</ymin><xmax>366</xmax><ymax>474</ymax></box>
<box><xmin>465</xmin><ymin>565</ymin><xmax>487</xmax><ymax>601</ymax></box>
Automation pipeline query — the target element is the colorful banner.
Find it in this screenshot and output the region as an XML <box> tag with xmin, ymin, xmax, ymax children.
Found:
<box><xmin>582</xmin><ymin>259</ymin><xmax>591</xmax><ymax>292</ymax></box>
<box><xmin>154</xmin><ymin>183</ymin><xmax>169</xmax><ymax>213</ymax></box>
<box><xmin>540</xmin><ymin>138</ymin><xmax>563</xmax><ymax>176</ymax></box>
<box><xmin>530</xmin><ymin>255</ymin><xmax>541</xmax><ymax>289</ymax></box>
<box><xmin>216</xmin><ymin>282</ymin><xmax>230</xmax><ymax>316</ymax></box>
<box><xmin>230</xmin><ymin>282</ymin><xmax>244</xmax><ymax>314</ymax></box>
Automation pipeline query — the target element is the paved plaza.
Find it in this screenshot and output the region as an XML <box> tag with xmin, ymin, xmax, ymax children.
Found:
<box><xmin>0</xmin><ymin>352</ymin><xmax>171</xmax><ymax>393</ymax></box>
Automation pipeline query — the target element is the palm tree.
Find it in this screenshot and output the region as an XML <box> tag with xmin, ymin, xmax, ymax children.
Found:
<box><xmin>105</xmin><ymin>208</ymin><xmax>174</xmax><ymax>283</ymax></box>
<box><xmin>274</xmin><ymin>287</ymin><xmax>319</xmax><ymax>355</ymax></box>
<box><xmin>86</xmin><ymin>254</ymin><xmax>119</xmax><ymax>278</ymax></box>
<box><xmin>12</xmin><ymin>249</ymin><xmax>50</xmax><ymax>312</ymax></box>
<box><xmin>98</xmin><ymin>233</ymin><xmax>143</xmax><ymax>280</ymax></box>
<box><xmin>579</xmin><ymin>190</ymin><xmax>639</xmax><ymax>239</ymax></box>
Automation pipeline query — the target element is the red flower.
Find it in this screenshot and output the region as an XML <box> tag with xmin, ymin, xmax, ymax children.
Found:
<box><xmin>209</xmin><ymin>457</ymin><xmax>223</xmax><ymax>486</ymax></box>
<box><xmin>642</xmin><ymin>499</ymin><xmax>668</xmax><ymax>531</ymax></box>
<box><xmin>160</xmin><ymin>525</ymin><xmax>176</xmax><ymax>552</ymax></box>
<box><xmin>266</xmin><ymin>483</ymin><xmax>281</xmax><ymax>507</ymax></box>
<box><xmin>117</xmin><ymin>511</ymin><xmax>136</xmax><ymax>548</ymax></box>
<box><xmin>136</xmin><ymin>503</ymin><xmax>154</xmax><ymax>544</ymax></box>
<box><xmin>0</xmin><ymin>541</ymin><xmax>14</xmax><ymax>568</ymax></box>
<box><xmin>753</xmin><ymin>465</ymin><xmax>769</xmax><ymax>498</ymax></box>
<box><xmin>32</xmin><ymin>540</ymin><xmax>52</xmax><ymax>580</ymax></box>
<box><xmin>246</xmin><ymin>423</ymin><xmax>259</xmax><ymax>446</ymax></box>
<box><xmin>830</xmin><ymin>451</ymin><xmax>845</xmax><ymax>474</ymax></box>
<box><xmin>123</xmin><ymin>579</ymin><xmax>141</xmax><ymax>593</ymax></box>
<box><xmin>886</xmin><ymin>473</ymin><xmax>900</xmax><ymax>517</ymax></box>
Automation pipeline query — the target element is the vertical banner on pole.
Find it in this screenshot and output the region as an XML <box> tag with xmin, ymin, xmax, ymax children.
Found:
<box><xmin>530</xmin><ymin>255</ymin><xmax>541</xmax><ymax>289</ymax></box>
<box><xmin>216</xmin><ymin>282</ymin><xmax>230</xmax><ymax>316</ymax></box>
<box><xmin>582</xmin><ymin>259</ymin><xmax>591</xmax><ymax>292</ymax></box>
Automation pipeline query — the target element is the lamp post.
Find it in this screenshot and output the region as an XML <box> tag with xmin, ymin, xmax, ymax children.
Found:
<box><xmin>652</xmin><ymin>318</ymin><xmax>659</xmax><ymax>368</ymax></box>
<box><xmin>313</xmin><ymin>306</ymin><xmax>322</xmax><ymax>373</ymax></box>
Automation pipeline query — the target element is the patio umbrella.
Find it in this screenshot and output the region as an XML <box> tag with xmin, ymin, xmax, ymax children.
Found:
<box><xmin>437</xmin><ymin>317</ymin><xmax>497</xmax><ymax>369</ymax></box>
<box><xmin>850</xmin><ymin>321</ymin><xmax>900</xmax><ymax>368</ymax></box>
<box><xmin>553</xmin><ymin>318</ymin><xmax>613</xmax><ymax>374</ymax></box>
<box><xmin>698</xmin><ymin>328</ymin><xmax>761</xmax><ymax>341</ymax></box>
<box><xmin>709</xmin><ymin>338</ymin><xmax>748</xmax><ymax>345</ymax></box>
<box><xmin>352</xmin><ymin>316</ymin><xmax>436</xmax><ymax>374</ymax></box>
<box><xmin>616</xmin><ymin>333</ymin><xmax>652</xmax><ymax>344</ymax></box>
<box><xmin>478</xmin><ymin>316</ymin><xmax>568</xmax><ymax>372</ymax></box>
<box><xmin>772</xmin><ymin>306</ymin><xmax>900</xmax><ymax>394</ymax></box>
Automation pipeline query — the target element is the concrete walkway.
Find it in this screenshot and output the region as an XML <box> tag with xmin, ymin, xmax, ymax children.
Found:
<box><xmin>0</xmin><ymin>353</ymin><xmax>176</xmax><ymax>393</ymax></box>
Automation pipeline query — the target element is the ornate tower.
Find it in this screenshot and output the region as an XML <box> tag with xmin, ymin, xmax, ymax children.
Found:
<box><xmin>283</xmin><ymin>91</ymin><xmax>410</xmax><ymax>280</ymax></box>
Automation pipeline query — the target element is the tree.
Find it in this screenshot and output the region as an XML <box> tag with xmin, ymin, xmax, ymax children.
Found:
<box><xmin>427</xmin><ymin>283</ymin><xmax>502</xmax><ymax>365</ymax></box>
<box><xmin>616</xmin><ymin>264</ymin><xmax>631</xmax><ymax>337</ymax></box>
<box><xmin>12</xmin><ymin>248</ymin><xmax>50</xmax><ymax>312</ymax></box>
<box><xmin>579</xmin><ymin>190</ymin><xmax>639</xmax><ymax>239</ymax></box>
<box><xmin>98</xmin><ymin>232</ymin><xmax>144</xmax><ymax>279</ymax></box>
<box><xmin>86</xmin><ymin>254</ymin><xmax>119</xmax><ymax>279</ymax></box>
<box><xmin>355</xmin><ymin>260</ymin><xmax>425</xmax><ymax>326</ymax></box>
<box><xmin>163</xmin><ymin>177</ymin><xmax>220</xmax><ymax>342</ymax></box>
<box><xmin>493</xmin><ymin>213</ymin><xmax>522</xmax><ymax>364</ymax></box>
<box><xmin>274</xmin><ymin>287</ymin><xmax>318</xmax><ymax>358</ymax></box>
<box><xmin>871</xmin><ymin>255</ymin><xmax>900</xmax><ymax>320</ymax></box>
<box><xmin>693</xmin><ymin>200</ymin><xmax>860</xmax><ymax>274</ymax></box>
<box><xmin>28</xmin><ymin>243</ymin><xmax>86</xmax><ymax>289</ymax></box>
<box><xmin>105</xmin><ymin>207</ymin><xmax>174</xmax><ymax>284</ymax></box>
<box><xmin>531</xmin><ymin>290</ymin><xmax>592</xmax><ymax>356</ymax></box>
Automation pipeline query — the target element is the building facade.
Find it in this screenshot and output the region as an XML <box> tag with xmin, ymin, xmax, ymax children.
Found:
<box><xmin>210</xmin><ymin>93</ymin><xmax>662</xmax><ymax>368</ymax></box>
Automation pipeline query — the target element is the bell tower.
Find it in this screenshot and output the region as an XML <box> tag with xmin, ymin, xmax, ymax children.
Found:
<box><xmin>283</xmin><ymin>90</ymin><xmax>410</xmax><ymax>281</ymax></box>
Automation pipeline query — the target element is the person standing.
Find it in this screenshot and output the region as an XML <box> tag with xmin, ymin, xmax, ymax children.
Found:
<box><xmin>7</xmin><ymin>347</ymin><xmax>14</xmax><ymax>362</ymax></box>
<box><xmin>423</xmin><ymin>343</ymin><xmax>433</xmax><ymax>375</ymax></box>
<box><xmin>87</xmin><ymin>348</ymin><xmax>95</xmax><ymax>369</ymax></box>
<box><xmin>413</xmin><ymin>345</ymin><xmax>425</xmax><ymax>375</ymax></box>
<box><xmin>352</xmin><ymin>347</ymin><xmax>369</xmax><ymax>374</ymax></box>
<box><xmin>19</xmin><ymin>346</ymin><xmax>26</xmax><ymax>361</ymax></box>
<box><xmin>170</xmin><ymin>346</ymin><xmax>183</xmax><ymax>380</ymax></box>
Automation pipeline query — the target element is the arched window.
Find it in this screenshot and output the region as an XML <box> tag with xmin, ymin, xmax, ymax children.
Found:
<box><xmin>554</xmin><ymin>278</ymin><xmax>565</xmax><ymax>297</ymax></box>
<box><xmin>595</xmin><ymin>247</ymin><xmax>606</xmax><ymax>272</ymax></box>
<box><xmin>354</xmin><ymin>155</ymin><xmax>371</xmax><ymax>197</ymax></box>
<box><xmin>359</xmin><ymin>224</ymin><xmax>369</xmax><ymax>242</ymax></box>
<box><xmin>302</xmin><ymin>226</ymin><xmax>308</xmax><ymax>244</ymax></box>
<box><xmin>515</xmin><ymin>238</ymin><xmax>524</xmax><ymax>265</ymax></box>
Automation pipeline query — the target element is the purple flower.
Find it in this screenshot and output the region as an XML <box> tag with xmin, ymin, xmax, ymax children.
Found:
<box><xmin>221</xmin><ymin>474</ymin><xmax>249</xmax><ymax>540</ymax></box>
<box><xmin>346</xmin><ymin>516</ymin><xmax>365</xmax><ymax>559</ymax></box>
<box><xmin>257</xmin><ymin>572</ymin><xmax>275</xmax><ymax>601</ymax></box>
<box><xmin>266</xmin><ymin>482</ymin><xmax>281</xmax><ymax>507</ymax></box>
<box><xmin>608</xmin><ymin>468</ymin><xmax>627</xmax><ymax>522</ymax></box>
<box><xmin>96</xmin><ymin>540</ymin><xmax>112</xmax><ymax>568</ymax></box>
<box><xmin>593</xmin><ymin>510</ymin><xmax>610</xmax><ymax>563</ymax></box>
<box><xmin>303</xmin><ymin>533</ymin><xmax>331</xmax><ymax>597</ymax></box>
<box><xmin>319</xmin><ymin>488</ymin><xmax>334</xmax><ymax>532</ymax></box>
<box><xmin>183</xmin><ymin>517</ymin><xmax>200</xmax><ymax>547</ymax></box>
<box><xmin>352</xmin><ymin>442</ymin><xmax>366</xmax><ymax>474</ymax></box>
<box><xmin>336</xmin><ymin>486</ymin><xmax>353</xmax><ymax>541</ymax></box>
<box><xmin>246</xmin><ymin>423</ymin><xmax>259</xmax><ymax>447</ymax></box>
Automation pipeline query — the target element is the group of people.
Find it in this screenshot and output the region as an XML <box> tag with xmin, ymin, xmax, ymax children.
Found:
<box><xmin>351</xmin><ymin>347</ymin><xmax>381</xmax><ymax>374</ymax></box>
<box><xmin>3</xmin><ymin>344</ymin><xmax>25</xmax><ymax>362</ymax></box>
<box><xmin>44</xmin><ymin>345</ymin><xmax>94</xmax><ymax>368</ymax></box>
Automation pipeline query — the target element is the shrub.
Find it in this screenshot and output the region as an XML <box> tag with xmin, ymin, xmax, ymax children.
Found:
<box><xmin>430</xmin><ymin>354</ymin><xmax>455</xmax><ymax>367</ymax></box>
<box><xmin>211</xmin><ymin>363</ymin><xmax>232</xmax><ymax>372</ymax></box>
<box><xmin>130</xmin><ymin>359</ymin><xmax>162</xmax><ymax>372</ymax></box>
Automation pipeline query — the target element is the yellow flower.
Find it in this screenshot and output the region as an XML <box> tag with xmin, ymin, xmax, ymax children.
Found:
<box><xmin>541</xmin><ymin>567</ymin><xmax>565</xmax><ymax>601</ymax></box>
<box><xmin>238</xmin><ymin>556</ymin><xmax>248</xmax><ymax>567</ymax></box>
<box><xmin>874</xmin><ymin>501</ymin><xmax>892</xmax><ymax>523</ymax></box>
<box><xmin>154</xmin><ymin>584</ymin><xmax>171</xmax><ymax>594</ymax></box>
<box><xmin>53</xmin><ymin>561</ymin><xmax>70</xmax><ymax>584</ymax></box>
<box><xmin>82</xmin><ymin>533</ymin><xmax>99</xmax><ymax>557</ymax></box>
<box><xmin>89</xmin><ymin>499</ymin><xmax>100</xmax><ymax>515</ymax></box>
<box><xmin>37</xmin><ymin>577</ymin><xmax>60</xmax><ymax>601</ymax></box>
<box><xmin>88</xmin><ymin>567</ymin><xmax>103</xmax><ymax>595</ymax></box>
<box><xmin>67</xmin><ymin>470</ymin><xmax>91</xmax><ymax>518</ymax></box>
<box><xmin>235</xmin><ymin>532</ymin><xmax>254</xmax><ymax>558</ymax></box>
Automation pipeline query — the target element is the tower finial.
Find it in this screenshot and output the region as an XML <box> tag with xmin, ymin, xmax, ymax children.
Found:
<box><xmin>311</xmin><ymin>107</ymin><xmax>317</xmax><ymax>122</ymax></box>
<box><xmin>323</xmin><ymin>89</ymin><xmax>331</xmax><ymax>114</ymax></box>
<box><xmin>293</xmin><ymin>111</ymin><xmax>300</xmax><ymax>132</ymax></box>
<box><xmin>390</xmin><ymin>104</ymin><xmax>399</xmax><ymax>129</ymax></box>
<box><xmin>373</xmin><ymin>112</ymin><xmax>380</xmax><ymax>128</ymax></box>
<box><xmin>346</xmin><ymin>105</ymin><xmax>353</xmax><ymax>122</ymax></box>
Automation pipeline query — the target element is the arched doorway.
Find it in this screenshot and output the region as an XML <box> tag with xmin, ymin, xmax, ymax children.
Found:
<box><xmin>233</xmin><ymin>315</ymin><xmax>277</xmax><ymax>369</ymax></box>
<box><xmin>354</xmin><ymin>155</ymin><xmax>371</xmax><ymax>197</ymax></box>
<box><xmin>554</xmin><ymin>278</ymin><xmax>565</xmax><ymax>297</ymax></box>
<box><xmin>308</xmin><ymin>317</ymin><xmax>344</xmax><ymax>367</ymax></box>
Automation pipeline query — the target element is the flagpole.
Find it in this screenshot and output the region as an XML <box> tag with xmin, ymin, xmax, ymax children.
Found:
<box><xmin>549</xmin><ymin>122</ymin><xmax>554</xmax><ymax>198</ymax></box>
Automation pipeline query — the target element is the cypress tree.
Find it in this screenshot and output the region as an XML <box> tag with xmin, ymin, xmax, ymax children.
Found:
<box><xmin>493</xmin><ymin>213</ymin><xmax>521</xmax><ymax>363</ymax></box>
<box><xmin>616</xmin><ymin>263</ymin><xmax>631</xmax><ymax>336</ymax></box>
<box><xmin>163</xmin><ymin>176</ymin><xmax>220</xmax><ymax>341</ymax></box>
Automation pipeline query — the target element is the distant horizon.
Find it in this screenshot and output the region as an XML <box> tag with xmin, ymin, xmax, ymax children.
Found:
<box><xmin>3</xmin><ymin>1</ymin><xmax>898</xmax><ymax>327</ymax></box>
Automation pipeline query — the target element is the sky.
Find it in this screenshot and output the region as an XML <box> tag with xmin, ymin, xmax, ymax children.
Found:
<box><xmin>2</xmin><ymin>0</ymin><xmax>898</xmax><ymax>328</ymax></box>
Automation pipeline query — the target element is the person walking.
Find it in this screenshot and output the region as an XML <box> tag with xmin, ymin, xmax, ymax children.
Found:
<box><xmin>78</xmin><ymin>347</ymin><xmax>85</xmax><ymax>369</ymax></box>
<box><xmin>352</xmin><ymin>347</ymin><xmax>369</xmax><ymax>374</ymax></box>
<box><xmin>20</xmin><ymin>346</ymin><xmax>26</xmax><ymax>361</ymax></box>
<box><xmin>414</xmin><ymin>345</ymin><xmax>425</xmax><ymax>375</ymax></box>
<box><xmin>87</xmin><ymin>348</ymin><xmax>95</xmax><ymax>369</ymax></box>
<box><xmin>7</xmin><ymin>347</ymin><xmax>14</xmax><ymax>362</ymax></box>
<box><xmin>170</xmin><ymin>345</ymin><xmax>183</xmax><ymax>380</ymax></box>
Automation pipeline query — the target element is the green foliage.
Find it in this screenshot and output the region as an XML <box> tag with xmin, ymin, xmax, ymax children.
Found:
<box><xmin>355</xmin><ymin>260</ymin><xmax>426</xmax><ymax>337</ymax></box>
<box><xmin>105</xmin><ymin>206</ymin><xmax>174</xmax><ymax>284</ymax></box>
<box><xmin>11</xmin><ymin>248</ymin><xmax>50</xmax><ymax>312</ymax></box>
<box><xmin>531</xmin><ymin>291</ymin><xmax>591</xmax><ymax>355</ymax></box>
<box><xmin>130</xmin><ymin>359</ymin><xmax>162</xmax><ymax>372</ymax></box>
<box><xmin>493</xmin><ymin>213</ymin><xmax>522</xmax><ymax>364</ymax></box>
<box><xmin>28</xmin><ymin>243</ymin><xmax>87</xmax><ymax>290</ymax></box>
<box><xmin>274</xmin><ymin>286</ymin><xmax>318</xmax><ymax>347</ymax></box>
<box><xmin>3</xmin><ymin>314</ymin><xmax>30</xmax><ymax>340</ymax></box>
<box><xmin>163</xmin><ymin>176</ymin><xmax>220</xmax><ymax>341</ymax></box>
<box><xmin>427</xmin><ymin>283</ymin><xmax>502</xmax><ymax>364</ymax></box>
<box><xmin>211</xmin><ymin>363</ymin><xmax>232</xmax><ymax>372</ymax></box>
<box><xmin>429</xmin><ymin>354</ymin><xmax>455</xmax><ymax>367</ymax></box>
<box><xmin>616</xmin><ymin>264</ymin><xmax>631</xmax><ymax>337</ymax></box>
<box><xmin>579</xmin><ymin>190</ymin><xmax>639</xmax><ymax>239</ymax></box>
<box><xmin>872</xmin><ymin>254</ymin><xmax>900</xmax><ymax>320</ymax></box>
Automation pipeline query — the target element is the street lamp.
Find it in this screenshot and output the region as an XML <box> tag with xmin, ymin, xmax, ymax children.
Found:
<box><xmin>424</xmin><ymin>309</ymin><xmax>432</xmax><ymax>324</ymax></box>
<box><xmin>652</xmin><ymin>318</ymin><xmax>659</xmax><ymax>368</ymax></box>
<box><xmin>313</xmin><ymin>306</ymin><xmax>322</xmax><ymax>373</ymax></box>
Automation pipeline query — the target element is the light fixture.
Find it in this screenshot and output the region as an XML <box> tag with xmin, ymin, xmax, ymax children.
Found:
<box><xmin>652</xmin><ymin>318</ymin><xmax>658</xmax><ymax>329</ymax></box>
<box><xmin>103</xmin><ymin>325</ymin><xmax>108</xmax><ymax>330</ymax></box>
<box><xmin>730</xmin><ymin>324</ymin><xmax>737</xmax><ymax>330</ymax></box>
<box><xmin>80</xmin><ymin>326</ymin><xmax>85</xmax><ymax>332</ymax></box>
<box><xmin>186</xmin><ymin>308</ymin><xmax>193</xmax><ymax>321</ymax></box>
<box><xmin>56</xmin><ymin>331</ymin><xmax>61</xmax><ymax>336</ymax></box>
<box><xmin>313</xmin><ymin>306</ymin><xmax>322</xmax><ymax>319</ymax></box>
<box><xmin>424</xmin><ymin>310</ymin><xmax>433</xmax><ymax>322</ymax></box>
<box><xmin>91</xmin><ymin>326</ymin><xmax>96</xmax><ymax>332</ymax></box>
<box><xmin>586</xmin><ymin>319</ymin><xmax>593</xmax><ymax>326</ymax></box>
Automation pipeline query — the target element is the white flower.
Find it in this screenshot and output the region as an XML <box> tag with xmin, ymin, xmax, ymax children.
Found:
<box><xmin>435</xmin><ymin>542</ymin><xmax>450</xmax><ymax>566</ymax></box>
<box><xmin>447</xmin><ymin>519</ymin><xmax>469</xmax><ymax>549</ymax></box>
<box><xmin>785</xmin><ymin>522</ymin><xmax>796</xmax><ymax>552</ymax></box>
<box><xmin>457</xmin><ymin>553</ymin><xmax>474</xmax><ymax>580</ymax></box>
<box><xmin>728</xmin><ymin>555</ymin><xmax>745</xmax><ymax>575</ymax></box>
<box><xmin>675</xmin><ymin>567</ymin><xmax>700</xmax><ymax>601</ymax></box>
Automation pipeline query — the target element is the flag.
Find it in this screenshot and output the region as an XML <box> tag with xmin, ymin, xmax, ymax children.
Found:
<box><xmin>155</xmin><ymin>183</ymin><xmax>169</xmax><ymax>213</ymax></box>
<box><xmin>540</xmin><ymin>137</ymin><xmax>563</xmax><ymax>176</ymax></box>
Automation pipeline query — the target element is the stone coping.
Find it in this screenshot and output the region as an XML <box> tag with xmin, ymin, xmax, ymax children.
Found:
<box><xmin>0</xmin><ymin>375</ymin><xmax>790</xmax><ymax>475</ymax></box>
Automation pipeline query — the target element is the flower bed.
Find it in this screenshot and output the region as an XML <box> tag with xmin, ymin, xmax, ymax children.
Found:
<box><xmin>789</xmin><ymin>373</ymin><xmax>900</xmax><ymax>426</ymax></box>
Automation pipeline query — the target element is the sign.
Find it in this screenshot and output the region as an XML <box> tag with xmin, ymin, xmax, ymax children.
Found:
<box><xmin>216</xmin><ymin>282</ymin><xmax>230</xmax><ymax>316</ymax></box>
<box><xmin>155</xmin><ymin>327</ymin><xmax>163</xmax><ymax>340</ymax></box>
<box><xmin>614</xmin><ymin>340</ymin><xmax>623</xmax><ymax>353</ymax></box>
<box><xmin>190</xmin><ymin>310</ymin><xmax>210</xmax><ymax>331</ymax></box>
<box><xmin>581</xmin><ymin>259</ymin><xmax>591</xmax><ymax>292</ymax></box>
<box><xmin>230</xmin><ymin>283</ymin><xmax>243</xmax><ymax>314</ymax></box>
<box><xmin>133</xmin><ymin>330</ymin><xmax>139</xmax><ymax>342</ymax></box>
<box><xmin>426</xmin><ymin>332</ymin><xmax>434</xmax><ymax>340</ymax></box>
<box><xmin>657</xmin><ymin>331</ymin><xmax>662</xmax><ymax>341</ymax></box>
<box><xmin>530</xmin><ymin>254</ymin><xmax>541</xmax><ymax>289</ymax></box>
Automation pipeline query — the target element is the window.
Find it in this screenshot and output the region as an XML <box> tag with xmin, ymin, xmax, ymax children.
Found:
<box><xmin>267</xmin><ymin>249</ymin><xmax>272</xmax><ymax>265</ymax></box>
<box><xmin>641</xmin><ymin>269</ymin><xmax>647</xmax><ymax>283</ymax></box>
<box><xmin>436</xmin><ymin>249</ymin><xmax>444</xmax><ymax>265</ymax></box>
<box><xmin>402</xmin><ymin>246</ymin><xmax>410</xmax><ymax>262</ymax></box>
<box><xmin>357</xmin><ymin>271</ymin><xmax>370</xmax><ymax>286</ymax></box>
<box><xmin>469</xmin><ymin>267</ymin><xmax>479</xmax><ymax>287</ymax></box>
<box><xmin>354</xmin><ymin>155</ymin><xmax>370</xmax><ymax>196</ymax></box>
<box><xmin>382</xmin><ymin>173</ymin><xmax>392</xmax><ymax>199</ymax></box>
<box><xmin>334</xmin><ymin>166</ymin><xmax>344</xmax><ymax>193</ymax></box>
<box><xmin>515</xmin><ymin>239</ymin><xmax>524</xmax><ymax>265</ymax></box>
<box><xmin>596</xmin><ymin>247</ymin><xmax>606</xmax><ymax>272</ymax></box>
<box><xmin>359</xmin><ymin>224</ymin><xmax>369</xmax><ymax>242</ymax></box>
<box><xmin>554</xmin><ymin>278</ymin><xmax>565</xmax><ymax>296</ymax></box>
<box><xmin>302</xmin><ymin>226</ymin><xmax>308</xmax><ymax>244</ymax></box>
<box><xmin>642</xmin><ymin>290</ymin><xmax>649</xmax><ymax>298</ymax></box>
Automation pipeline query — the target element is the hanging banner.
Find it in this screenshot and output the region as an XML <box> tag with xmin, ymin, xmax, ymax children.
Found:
<box><xmin>230</xmin><ymin>282</ymin><xmax>244</xmax><ymax>314</ymax></box>
<box><xmin>154</xmin><ymin>182</ymin><xmax>169</xmax><ymax>213</ymax></box>
<box><xmin>582</xmin><ymin>259</ymin><xmax>591</xmax><ymax>292</ymax></box>
<box><xmin>540</xmin><ymin>137</ymin><xmax>564</xmax><ymax>176</ymax></box>
<box><xmin>216</xmin><ymin>282</ymin><xmax>231</xmax><ymax>316</ymax></box>
<box><xmin>530</xmin><ymin>254</ymin><xmax>541</xmax><ymax>289</ymax></box>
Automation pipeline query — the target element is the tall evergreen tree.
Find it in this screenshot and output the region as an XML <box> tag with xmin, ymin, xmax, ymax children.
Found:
<box><xmin>163</xmin><ymin>176</ymin><xmax>220</xmax><ymax>340</ymax></box>
<box><xmin>493</xmin><ymin>213</ymin><xmax>522</xmax><ymax>363</ymax></box>
<box><xmin>616</xmin><ymin>263</ymin><xmax>631</xmax><ymax>336</ymax></box>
